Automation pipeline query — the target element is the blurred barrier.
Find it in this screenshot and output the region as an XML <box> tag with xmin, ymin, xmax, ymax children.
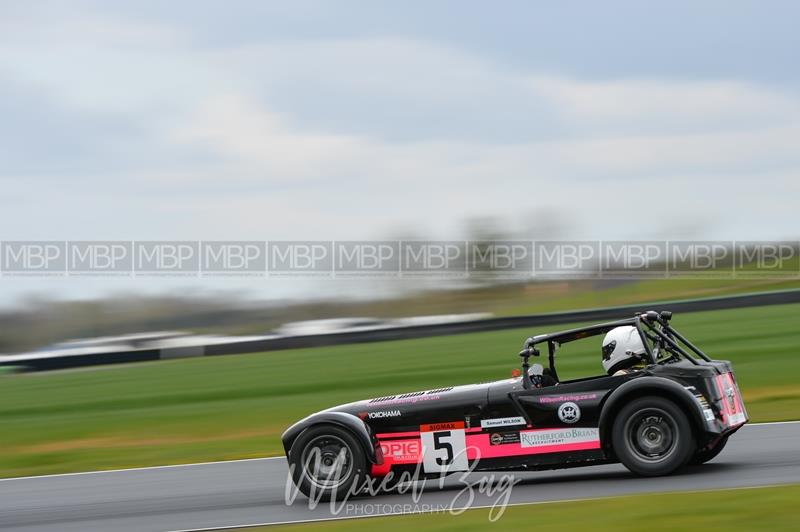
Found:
<box><xmin>204</xmin><ymin>289</ymin><xmax>800</xmax><ymax>354</ymax></box>
<box><xmin>2</xmin><ymin>289</ymin><xmax>799</xmax><ymax>371</ymax></box>
<box><xmin>0</xmin><ymin>349</ymin><xmax>162</xmax><ymax>372</ymax></box>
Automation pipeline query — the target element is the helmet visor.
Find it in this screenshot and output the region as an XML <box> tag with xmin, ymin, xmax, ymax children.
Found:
<box><xmin>602</xmin><ymin>340</ymin><xmax>617</xmax><ymax>361</ymax></box>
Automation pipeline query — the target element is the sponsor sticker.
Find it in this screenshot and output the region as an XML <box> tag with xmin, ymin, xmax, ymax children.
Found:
<box><xmin>480</xmin><ymin>416</ymin><xmax>526</xmax><ymax>429</ymax></box>
<box><xmin>368</xmin><ymin>410</ymin><xmax>401</xmax><ymax>419</ymax></box>
<box><xmin>539</xmin><ymin>393</ymin><xmax>598</xmax><ymax>404</ymax></box>
<box><xmin>520</xmin><ymin>427</ymin><xmax>599</xmax><ymax>448</ymax></box>
<box><xmin>380</xmin><ymin>440</ymin><xmax>421</xmax><ymax>463</ymax></box>
<box><xmin>703</xmin><ymin>408</ymin><xmax>716</xmax><ymax>422</ymax></box>
<box><xmin>420</xmin><ymin>421</ymin><xmax>465</xmax><ymax>432</ymax></box>
<box><xmin>557</xmin><ymin>402</ymin><xmax>581</xmax><ymax>424</ymax></box>
<box><xmin>490</xmin><ymin>432</ymin><xmax>521</xmax><ymax>446</ymax></box>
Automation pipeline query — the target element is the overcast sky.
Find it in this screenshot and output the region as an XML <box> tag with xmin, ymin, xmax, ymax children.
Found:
<box><xmin>1</xmin><ymin>1</ymin><xmax>798</xmax><ymax>304</ymax></box>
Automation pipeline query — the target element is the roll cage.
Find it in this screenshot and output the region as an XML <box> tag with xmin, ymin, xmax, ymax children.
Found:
<box><xmin>518</xmin><ymin>310</ymin><xmax>713</xmax><ymax>389</ymax></box>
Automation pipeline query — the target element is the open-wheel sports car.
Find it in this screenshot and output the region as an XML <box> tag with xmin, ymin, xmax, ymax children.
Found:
<box><xmin>282</xmin><ymin>310</ymin><xmax>748</xmax><ymax>500</ymax></box>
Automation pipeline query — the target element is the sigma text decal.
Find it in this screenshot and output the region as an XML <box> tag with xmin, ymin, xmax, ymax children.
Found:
<box><xmin>480</xmin><ymin>416</ymin><xmax>526</xmax><ymax>429</ymax></box>
<box><xmin>520</xmin><ymin>427</ymin><xmax>599</xmax><ymax>448</ymax></box>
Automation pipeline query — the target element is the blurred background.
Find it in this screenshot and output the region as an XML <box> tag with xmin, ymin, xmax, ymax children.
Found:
<box><xmin>1</xmin><ymin>0</ymin><xmax>798</xmax><ymax>349</ymax></box>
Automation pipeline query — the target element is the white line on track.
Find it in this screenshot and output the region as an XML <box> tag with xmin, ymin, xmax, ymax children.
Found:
<box><xmin>1</xmin><ymin>420</ymin><xmax>796</xmax><ymax>483</ymax></box>
<box><xmin>0</xmin><ymin>456</ymin><xmax>284</xmax><ymax>482</ymax></box>
<box><xmin>165</xmin><ymin>483</ymin><xmax>799</xmax><ymax>532</ymax></box>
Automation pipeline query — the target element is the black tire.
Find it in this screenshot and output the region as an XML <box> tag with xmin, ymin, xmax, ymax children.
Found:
<box><xmin>289</xmin><ymin>424</ymin><xmax>368</xmax><ymax>501</ymax></box>
<box><xmin>612</xmin><ymin>396</ymin><xmax>695</xmax><ymax>476</ymax></box>
<box><xmin>692</xmin><ymin>436</ymin><xmax>728</xmax><ymax>465</ymax></box>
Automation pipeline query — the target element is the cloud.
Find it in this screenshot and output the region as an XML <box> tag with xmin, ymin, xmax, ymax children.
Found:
<box><xmin>168</xmin><ymin>94</ymin><xmax>369</xmax><ymax>183</ymax></box>
<box><xmin>1</xmin><ymin>13</ymin><xmax>799</xmax><ymax>246</ymax></box>
<box><xmin>203</xmin><ymin>36</ymin><xmax>800</xmax><ymax>141</ymax></box>
<box><xmin>532</xmin><ymin>77</ymin><xmax>800</xmax><ymax>135</ymax></box>
<box><xmin>164</xmin><ymin>88</ymin><xmax>800</xmax><ymax>185</ymax></box>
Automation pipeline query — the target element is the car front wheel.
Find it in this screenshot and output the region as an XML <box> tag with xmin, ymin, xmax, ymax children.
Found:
<box><xmin>289</xmin><ymin>425</ymin><xmax>367</xmax><ymax>501</ymax></box>
<box><xmin>612</xmin><ymin>396</ymin><xmax>695</xmax><ymax>476</ymax></box>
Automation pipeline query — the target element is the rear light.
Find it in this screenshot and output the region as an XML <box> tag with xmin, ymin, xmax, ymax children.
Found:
<box><xmin>714</xmin><ymin>372</ymin><xmax>747</xmax><ymax>427</ymax></box>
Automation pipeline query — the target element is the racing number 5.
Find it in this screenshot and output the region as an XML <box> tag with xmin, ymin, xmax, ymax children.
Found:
<box><xmin>433</xmin><ymin>431</ymin><xmax>454</xmax><ymax>466</ymax></box>
<box><xmin>420</xmin><ymin>424</ymin><xmax>468</xmax><ymax>473</ymax></box>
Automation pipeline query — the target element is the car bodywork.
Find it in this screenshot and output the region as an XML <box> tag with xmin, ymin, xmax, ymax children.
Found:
<box><xmin>282</xmin><ymin>311</ymin><xmax>747</xmax><ymax>479</ymax></box>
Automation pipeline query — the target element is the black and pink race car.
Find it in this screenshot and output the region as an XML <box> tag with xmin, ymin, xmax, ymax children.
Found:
<box><xmin>282</xmin><ymin>311</ymin><xmax>747</xmax><ymax>500</ymax></box>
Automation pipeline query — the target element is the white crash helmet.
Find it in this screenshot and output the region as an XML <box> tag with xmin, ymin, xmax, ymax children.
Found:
<box><xmin>601</xmin><ymin>326</ymin><xmax>646</xmax><ymax>375</ymax></box>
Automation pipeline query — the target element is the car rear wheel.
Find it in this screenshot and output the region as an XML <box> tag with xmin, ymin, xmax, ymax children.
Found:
<box><xmin>692</xmin><ymin>435</ymin><xmax>728</xmax><ymax>465</ymax></box>
<box><xmin>289</xmin><ymin>425</ymin><xmax>367</xmax><ymax>501</ymax></box>
<box><xmin>612</xmin><ymin>396</ymin><xmax>695</xmax><ymax>476</ymax></box>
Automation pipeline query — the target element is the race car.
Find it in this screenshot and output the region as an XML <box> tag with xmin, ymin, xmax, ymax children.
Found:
<box><xmin>282</xmin><ymin>310</ymin><xmax>748</xmax><ymax>500</ymax></box>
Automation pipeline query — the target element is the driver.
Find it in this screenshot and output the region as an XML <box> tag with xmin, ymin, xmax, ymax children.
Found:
<box><xmin>601</xmin><ymin>326</ymin><xmax>647</xmax><ymax>376</ymax></box>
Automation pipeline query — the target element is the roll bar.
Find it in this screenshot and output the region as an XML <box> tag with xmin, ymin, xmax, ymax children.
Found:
<box><xmin>518</xmin><ymin>310</ymin><xmax>711</xmax><ymax>386</ymax></box>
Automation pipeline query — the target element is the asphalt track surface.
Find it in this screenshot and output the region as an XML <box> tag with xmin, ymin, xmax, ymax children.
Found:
<box><xmin>2</xmin><ymin>422</ymin><xmax>799</xmax><ymax>531</ymax></box>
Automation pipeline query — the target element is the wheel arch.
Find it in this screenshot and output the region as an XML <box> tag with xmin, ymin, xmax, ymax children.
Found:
<box><xmin>598</xmin><ymin>377</ymin><xmax>707</xmax><ymax>455</ymax></box>
<box><xmin>281</xmin><ymin>411</ymin><xmax>380</xmax><ymax>465</ymax></box>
